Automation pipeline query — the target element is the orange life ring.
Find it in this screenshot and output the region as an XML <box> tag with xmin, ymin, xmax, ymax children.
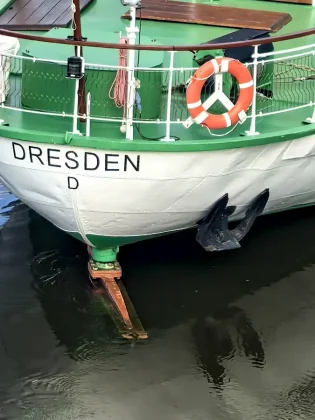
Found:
<box><xmin>186</xmin><ymin>57</ymin><xmax>254</xmax><ymax>130</ymax></box>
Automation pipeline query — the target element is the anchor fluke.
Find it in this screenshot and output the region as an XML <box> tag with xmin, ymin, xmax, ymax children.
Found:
<box><xmin>196</xmin><ymin>189</ymin><xmax>269</xmax><ymax>252</ymax></box>
<box><xmin>233</xmin><ymin>188</ymin><xmax>269</xmax><ymax>242</ymax></box>
<box><xmin>196</xmin><ymin>193</ymin><xmax>240</xmax><ymax>251</ymax></box>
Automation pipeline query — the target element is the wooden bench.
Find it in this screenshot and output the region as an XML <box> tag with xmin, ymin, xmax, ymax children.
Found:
<box><xmin>122</xmin><ymin>0</ymin><xmax>292</xmax><ymax>33</ymax></box>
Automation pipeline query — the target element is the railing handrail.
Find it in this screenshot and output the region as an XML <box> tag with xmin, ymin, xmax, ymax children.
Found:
<box><xmin>0</xmin><ymin>27</ymin><xmax>315</xmax><ymax>52</ymax></box>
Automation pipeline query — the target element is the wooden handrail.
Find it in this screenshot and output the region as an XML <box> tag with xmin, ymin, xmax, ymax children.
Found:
<box><xmin>0</xmin><ymin>27</ymin><xmax>315</xmax><ymax>51</ymax></box>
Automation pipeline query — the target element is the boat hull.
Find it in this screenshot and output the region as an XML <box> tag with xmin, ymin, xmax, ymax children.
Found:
<box><xmin>1</xmin><ymin>135</ymin><xmax>315</xmax><ymax>248</ymax></box>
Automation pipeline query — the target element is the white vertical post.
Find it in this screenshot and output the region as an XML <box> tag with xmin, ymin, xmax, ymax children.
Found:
<box><xmin>245</xmin><ymin>44</ymin><xmax>260</xmax><ymax>136</ymax></box>
<box><xmin>305</xmin><ymin>107</ymin><xmax>315</xmax><ymax>123</ymax></box>
<box><xmin>73</xmin><ymin>78</ymin><xmax>80</xmax><ymax>134</ymax></box>
<box><xmin>86</xmin><ymin>91</ymin><xmax>91</xmax><ymax>136</ymax></box>
<box><xmin>125</xmin><ymin>6</ymin><xmax>139</xmax><ymax>140</ymax></box>
<box><xmin>163</xmin><ymin>50</ymin><xmax>176</xmax><ymax>142</ymax></box>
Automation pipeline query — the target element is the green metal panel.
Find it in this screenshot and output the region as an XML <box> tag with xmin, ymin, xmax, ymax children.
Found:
<box><xmin>21</xmin><ymin>59</ymin><xmax>163</xmax><ymax>119</ymax></box>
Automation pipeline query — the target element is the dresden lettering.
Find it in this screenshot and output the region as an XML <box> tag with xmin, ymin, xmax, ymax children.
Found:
<box><xmin>12</xmin><ymin>142</ymin><xmax>141</xmax><ymax>172</ymax></box>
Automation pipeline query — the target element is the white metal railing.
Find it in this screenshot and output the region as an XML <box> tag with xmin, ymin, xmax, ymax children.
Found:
<box><xmin>0</xmin><ymin>39</ymin><xmax>315</xmax><ymax>141</ymax></box>
<box><xmin>164</xmin><ymin>50</ymin><xmax>176</xmax><ymax>142</ymax></box>
<box><xmin>245</xmin><ymin>45</ymin><xmax>260</xmax><ymax>136</ymax></box>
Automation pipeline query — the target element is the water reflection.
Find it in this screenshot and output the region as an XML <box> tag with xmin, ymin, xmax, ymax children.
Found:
<box><xmin>2</xmin><ymin>182</ymin><xmax>315</xmax><ymax>418</ymax></box>
<box><xmin>193</xmin><ymin>305</ymin><xmax>265</xmax><ymax>390</ymax></box>
<box><xmin>0</xmin><ymin>183</ymin><xmax>18</xmax><ymax>228</ymax></box>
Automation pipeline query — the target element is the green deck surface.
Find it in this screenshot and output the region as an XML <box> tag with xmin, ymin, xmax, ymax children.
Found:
<box><xmin>1</xmin><ymin>0</ymin><xmax>315</xmax><ymax>151</ymax></box>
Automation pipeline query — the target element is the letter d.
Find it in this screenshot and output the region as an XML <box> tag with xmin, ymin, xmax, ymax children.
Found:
<box><xmin>12</xmin><ymin>142</ymin><xmax>25</xmax><ymax>160</ymax></box>
<box><xmin>68</xmin><ymin>177</ymin><xmax>79</xmax><ymax>190</ymax></box>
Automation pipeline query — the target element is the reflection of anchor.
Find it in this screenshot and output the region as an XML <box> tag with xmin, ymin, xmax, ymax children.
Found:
<box><xmin>192</xmin><ymin>306</ymin><xmax>265</xmax><ymax>389</ymax></box>
<box><xmin>196</xmin><ymin>189</ymin><xmax>269</xmax><ymax>252</ymax></box>
<box><xmin>88</xmin><ymin>250</ymin><xmax>148</xmax><ymax>340</ymax></box>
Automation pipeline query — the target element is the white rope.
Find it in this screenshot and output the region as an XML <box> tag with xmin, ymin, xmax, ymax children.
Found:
<box><xmin>274</xmin><ymin>61</ymin><xmax>315</xmax><ymax>79</ymax></box>
<box><xmin>71</xmin><ymin>1</ymin><xmax>76</xmax><ymax>30</ymax></box>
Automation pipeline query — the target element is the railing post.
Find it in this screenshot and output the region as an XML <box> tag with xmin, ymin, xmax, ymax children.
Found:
<box><xmin>162</xmin><ymin>50</ymin><xmax>176</xmax><ymax>142</ymax></box>
<box><xmin>304</xmin><ymin>106</ymin><xmax>315</xmax><ymax>124</ymax></box>
<box><xmin>125</xmin><ymin>6</ymin><xmax>139</xmax><ymax>141</ymax></box>
<box><xmin>72</xmin><ymin>77</ymin><xmax>80</xmax><ymax>134</ymax></box>
<box><xmin>245</xmin><ymin>44</ymin><xmax>260</xmax><ymax>136</ymax></box>
<box><xmin>86</xmin><ymin>91</ymin><xmax>91</xmax><ymax>136</ymax></box>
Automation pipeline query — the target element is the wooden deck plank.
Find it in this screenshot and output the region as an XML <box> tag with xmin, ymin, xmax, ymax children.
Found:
<box><xmin>0</xmin><ymin>0</ymin><xmax>30</xmax><ymax>23</ymax></box>
<box><xmin>122</xmin><ymin>1</ymin><xmax>292</xmax><ymax>33</ymax></box>
<box><xmin>25</xmin><ymin>0</ymin><xmax>63</xmax><ymax>25</ymax></box>
<box><xmin>39</xmin><ymin>0</ymin><xmax>71</xmax><ymax>25</ymax></box>
<box><xmin>0</xmin><ymin>0</ymin><xmax>95</xmax><ymax>29</ymax></box>
<box><xmin>9</xmin><ymin>0</ymin><xmax>48</xmax><ymax>25</ymax></box>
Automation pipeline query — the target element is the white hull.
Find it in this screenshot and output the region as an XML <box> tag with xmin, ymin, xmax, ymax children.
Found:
<box><xmin>1</xmin><ymin>135</ymin><xmax>315</xmax><ymax>244</ymax></box>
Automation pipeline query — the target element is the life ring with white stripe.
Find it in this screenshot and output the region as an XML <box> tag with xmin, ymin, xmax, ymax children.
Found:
<box><xmin>186</xmin><ymin>57</ymin><xmax>254</xmax><ymax>130</ymax></box>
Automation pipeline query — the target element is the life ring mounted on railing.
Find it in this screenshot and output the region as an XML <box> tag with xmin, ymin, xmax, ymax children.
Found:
<box><xmin>185</xmin><ymin>57</ymin><xmax>254</xmax><ymax>130</ymax></box>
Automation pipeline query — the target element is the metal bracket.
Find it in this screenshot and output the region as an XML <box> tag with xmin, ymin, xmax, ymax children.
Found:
<box><xmin>66</xmin><ymin>36</ymin><xmax>87</xmax><ymax>41</ymax></box>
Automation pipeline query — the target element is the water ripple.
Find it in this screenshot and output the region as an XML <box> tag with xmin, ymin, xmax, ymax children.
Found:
<box><xmin>273</xmin><ymin>370</ymin><xmax>315</xmax><ymax>420</ymax></box>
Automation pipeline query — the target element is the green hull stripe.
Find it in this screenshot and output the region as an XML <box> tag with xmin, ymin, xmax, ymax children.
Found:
<box><xmin>1</xmin><ymin>122</ymin><xmax>315</xmax><ymax>152</ymax></box>
<box><xmin>68</xmin><ymin>231</ymin><xmax>171</xmax><ymax>248</ymax></box>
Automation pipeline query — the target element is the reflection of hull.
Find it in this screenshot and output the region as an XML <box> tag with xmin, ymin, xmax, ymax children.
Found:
<box><xmin>2</xmin><ymin>136</ymin><xmax>315</xmax><ymax>248</ymax></box>
<box><xmin>234</xmin><ymin>266</ymin><xmax>315</xmax><ymax>385</ymax></box>
<box><xmin>0</xmin><ymin>183</ymin><xmax>18</xmax><ymax>228</ymax></box>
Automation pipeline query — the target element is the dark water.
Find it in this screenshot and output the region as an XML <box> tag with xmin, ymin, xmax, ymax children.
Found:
<box><xmin>2</xmin><ymin>182</ymin><xmax>315</xmax><ymax>419</ymax></box>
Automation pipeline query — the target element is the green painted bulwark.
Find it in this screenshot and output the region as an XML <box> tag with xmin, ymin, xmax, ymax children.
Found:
<box><xmin>1</xmin><ymin>121</ymin><xmax>315</xmax><ymax>152</ymax></box>
<box><xmin>21</xmin><ymin>60</ymin><xmax>162</xmax><ymax>120</ymax></box>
